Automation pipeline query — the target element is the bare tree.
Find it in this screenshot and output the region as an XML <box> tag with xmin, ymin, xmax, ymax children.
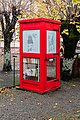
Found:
<box><xmin>0</xmin><ymin>0</ymin><xmax>29</xmax><ymax>71</ymax></box>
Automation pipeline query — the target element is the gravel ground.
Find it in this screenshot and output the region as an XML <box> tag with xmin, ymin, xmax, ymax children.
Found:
<box><xmin>0</xmin><ymin>79</ymin><xmax>80</xmax><ymax>120</ymax></box>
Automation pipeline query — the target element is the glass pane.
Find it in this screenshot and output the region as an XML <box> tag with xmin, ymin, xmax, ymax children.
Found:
<box><xmin>23</xmin><ymin>30</ymin><xmax>40</xmax><ymax>53</ymax></box>
<box><xmin>47</xmin><ymin>58</ymin><xmax>56</xmax><ymax>81</ymax></box>
<box><xmin>23</xmin><ymin>58</ymin><xmax>40</xmax><ymax>82</ymax></box>
<box><xmin>47</xmin><ymin>31</ymin><xmax>56</xmax><ymax>53</ymax></box>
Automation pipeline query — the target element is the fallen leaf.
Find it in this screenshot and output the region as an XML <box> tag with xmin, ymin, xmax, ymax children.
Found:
<box><xmin>49</xmin><ymin>118</ymin><xmax>53</xmax><ymax>120</ymax></box>
<box><xmin>37</xmin><ymin>102</ymin><xmax>42</xmax><ymax>105</ymax></box>
<box><xmin>69</xmin><ymin>100</ymin><xmax>72</xmax><ymax>103</ymax></box>
<box><xmin>55</xmin><ymin>103</ymin><xmax>58</xmax><ymax>105</ymax></box>
<box><xmin>77</xmin><ymin>110</ymin><xmax>80</xmax><ymax>113</ymax></box>
<box><xmin>72</xmin><ymin>84</ymin><xmax>76</xmax><ymax>87</ymax></box>
<box><xmin>1</xmin><ymin>91</ymin><xmax>4</xmax><ymax>93</ymax></box>
<box><xmin>10</xmin><ymin>98</ymin><xmax>14</xmax><ymax>102</ymax></box>
<box><xmin>53</xmin><ymin>106</ymin><xmax>57</xmax><ymax>108</ymax></box>
<box><xmin>33</xmin><ymin>118</ymin><xmax>36</xmax><ymax>120</ymax></box>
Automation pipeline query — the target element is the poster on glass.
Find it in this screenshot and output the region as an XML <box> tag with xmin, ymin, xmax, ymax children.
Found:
<box><xmin>23</xmin><ymin>30</ymin><xmax>40</xmax><ymax>53</ymax></box>
<box><xmin>47</xmin><ymin>31</ymin><xmax>56</xmax><ymax>53</ymax></box>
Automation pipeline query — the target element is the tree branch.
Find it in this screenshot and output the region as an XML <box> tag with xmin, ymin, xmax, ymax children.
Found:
<box><xmin>4</xmin><ymin>11</ymin><xmax>10</xmax><ymax>25</ymax></box>
<box><xmin>0</xmin><ymin>16</ymin><xmax>5</xmax><ymax>34</ymax></box>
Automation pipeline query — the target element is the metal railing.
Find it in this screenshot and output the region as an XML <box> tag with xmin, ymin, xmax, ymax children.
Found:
<box><xmin>0</xmin><ymin>51</ymin><xmax>20</xmax><ymax>88</ymax></box>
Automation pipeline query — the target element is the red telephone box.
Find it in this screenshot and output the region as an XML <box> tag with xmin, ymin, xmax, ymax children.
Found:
<box><xmin>19</xmin><ymin>18</ymin><xmax>61</xmax><ymax>93</ymax></box>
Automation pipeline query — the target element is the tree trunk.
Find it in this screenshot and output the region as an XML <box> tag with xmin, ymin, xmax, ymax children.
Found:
<box><xmin>63</xmin><ymin>40</ymin><xmax>77</xmax><ymax>59</ymax></box>
<box><xmin>3</xmin><ymin>39</ymin><xmax>12</xmax><ymax>71</ymax></box>
<box><xmin>0</xmin><ymin>6</ymin><xmax>19</xmax><ymax>71</ymax></box>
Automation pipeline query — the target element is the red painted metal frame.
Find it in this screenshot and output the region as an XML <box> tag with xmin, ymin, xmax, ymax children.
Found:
<box><xmin>19</xmin><ymin>18</ymin><xmax>61</xmax><ymax>93</ymax></box>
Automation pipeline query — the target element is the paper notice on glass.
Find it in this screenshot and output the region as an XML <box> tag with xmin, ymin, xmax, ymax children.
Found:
<box><xmin>47</xmin><ymin>31</ymin><xmax>56</xmax><ymax>53</ymax></box>
<box><xmin>23</xmin><ymin>30</ymin><xmax>40</xmax><ymax>53</ymax></box>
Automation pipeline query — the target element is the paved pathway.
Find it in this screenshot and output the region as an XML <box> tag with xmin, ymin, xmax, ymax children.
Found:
<box><xmin>0</xmin><ymin>71</ymin><xmax>19</xmax><ymax>88</ymax></box>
